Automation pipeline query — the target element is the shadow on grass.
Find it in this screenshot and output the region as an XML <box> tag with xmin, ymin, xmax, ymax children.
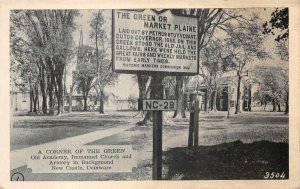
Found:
<box><xmin>163</xmin><ymin>140</ymin><xmax>288</xmax><ymax>180</ymax></box>
<box><xmin>13</xmin><ymin>111</ymin><xmax>138</xmax><ymax>118</ymax></box>
<box><xmin>13</xmin><ymin>120</ymin><xmax>128</xmax><ymax>128</ymax></box>
<box><xmin>230</xmin><ymin>116</ymin><xmax>288</xmax><ymax>125</ymax></box>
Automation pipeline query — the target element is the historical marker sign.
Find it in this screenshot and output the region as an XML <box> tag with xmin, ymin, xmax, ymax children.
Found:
<box><xmin>143</xmin><ymin>99</ymin><xmax>177</xmax><ymax>111</ymax></box>
<box><xmin>112</xmin><ymin>9</ymin><xmax>199</xmax><ymax>75</ymax></box>
<box><xmin>112</xmin><ymin>9</ymin><xmax>198</xmax><ymax>180</ymax></box>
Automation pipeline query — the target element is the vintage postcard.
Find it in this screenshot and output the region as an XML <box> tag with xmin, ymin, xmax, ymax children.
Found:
<box><xmin>0</xmin><ymin>0</ymin><xmax>300</xmax><ymax>189</ymax></box>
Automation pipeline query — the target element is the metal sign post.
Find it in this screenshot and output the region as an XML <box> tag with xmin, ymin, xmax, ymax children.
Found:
<box><xmin>193</xmin><ymin>99</ymin><xmax>199</xmax><ymax>146</ymax></box>
<box><xmin>151</xmin><ymin>74</ymin><xmax>163</xmax><ymax>180</ymax></box>
<box><xmin>188</xmin><ymin>109</ymin><xmax>194</xmax><ymax>148</ymax></box>
<box><xmin>188</xmin><ymin>94</ymin><xmax>199</xmax><ymax>148</ymax></box>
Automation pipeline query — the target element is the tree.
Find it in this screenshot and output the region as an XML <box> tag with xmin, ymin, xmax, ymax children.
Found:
<box><xmin>10</xmin><ymin>11</ymin><xmax>42</xmax><ymax>113</ymax></box>
<box><xmin>15</xmin><ymin>54</ymin><xmax>40</xmax><ymax>113</ymax></box>
<box><xmin>172</xmin><ymin>76</ymin><xmax>189</xmax><ymax>118</ymax></box>
<box><xmin>263</xmin><ymin>8</ymin><xmax>289</xmax><ymax>113</ymax></box>
<box><xmin>11</xmin><ymin>10</ymin><xmax>79</xmax><ymax>115</ymax></box>
<box><xmin>199</xmin><ymin>38</ymin><xmax>235</xmax><ymax>112</ymax></box>
<box><xmin>132</xmin><ymin>9</ymin><xmax>249</xmax><ymax>120</ymax></box>
<box><xmin>170</xmin><ymin>9</ymin><xmax>251</xmax><ymax>116</ymax></box>
<box><xmin>90</xmin><ymin>10</ymin><xmax>118</xmax><ymax>114</ymax></box>
<box><xmin>163</xmin><ymin>76</ymin><xmax>176</xmax><ymax>99</ymax></box>
<box><xmin>275</xmin><ymin>40</ymin><xmax>288</xmax><ymax>62</ymax></box>
<box><xmin>75</xmin><ymin>45</ymin><xmax>97</xmax><ymax>111</ymax></box>
<box><xmin>93</xmin><ymin>59</ymin><xmax>118</xmax><ymax>113</ymax></box>
<box><xmin>135</xmin><ymin>74</ymin><xmax>152</xmax><ymax>125</ymax></box>
<box><xmin>253</xmin><ymin>66</ymin><xmax>288</xmax><ymax>112</ymax></box>
<box><xmin>263</xmin><ymin>8</ymin><xmax>288</xmax><ymax>42</ymax></box>
<box><xmin>252</xmin><ymin>90</ymin><xmax>272</xmax><ymax>111</ymax></box>
<box><xmin>37</xmin><ymin>10</ymin><xmax>79</xmax><ymax>115</ymax></box>
<box><xmin>219</xmin><ymin>15</ymin><xmax>269</xmax><ymax>114</ymax></box>
<box><xmin>275</xmin><ymin>40</ymin><xmax>288</xmax><ymax>114</ymax></box>
<box><xmin>168</xmin><ymin>9</ymin><xmax>224</xmax><ymax>117</ymax></box>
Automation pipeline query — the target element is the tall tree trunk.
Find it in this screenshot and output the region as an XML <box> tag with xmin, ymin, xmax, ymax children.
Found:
<box><xmin>173</xmin><ymin>76</ymin><xmax>186</xmax><ymax>118</ymax></box>
<box><xmin>263</xmin><ymin>100</ymin><xmax>267</xmax><ymax>111</ymax></box>
<box><xmin>83</xmin><ymin>94</ymin><xmax>88</xmax><ymax>111</ymax></box>
<box><xmin>99</xmin><ymin>90</ymin><xmax>104</xmax><ymax>114</ymax></box>
<box><xmin>272</xmin><ymin>98</ymin><xmax>277</xmax><ymax>112</ymax></box>
<box><xmin>180</xmin><ymin>78</ymin><xmax>186</xmax><ymax>118</ymax></box>
<box><xmin>235</xmin><ymin>75</ymin><xmax>242</xmax><ymax>114</ymax></box>
<box><xmin>95</xmin><ymin>11</ymin><xmax>102</xmax><ymax>114</ymax></box>
<box><xmin>40</xmin><ymin>65</ymin><xmax>47</xmax><ymax>114</ymax></box>
<box><xmin>212</xmin><ymin>80</ymin><xmax>218</xmax><ymax>111</ymax></box>
<box><xmin>33</xmin><ymin>85</ymin><xmax>38</xmax><ymax>113</ymax></box>
<box><xmin>248</xmin><ymin>85</ymin><xmax>252</xmax><ymax>112</ymax></box>
<box><xmin>96</xmin><ymin>93</ymin><xmax>100</xmax><ymax>112</ymax></box>
<box><xmin>41</xmin><ymin>93</ymin><xmax>47</xmax><ymax>114</ymax></box>
<box><xmin>285</xmin><ymin>91</ymin><xmax>289</xmax><ymax>114</ymax></box>
<box><xmin>205</xmin><ymin>88</ymin><xmax>211</xmax><ymax>113</ymax></box>
<box><xmin>94</xmin><ymin>87</ymin><xmax>100</xmax><ymax>113</ymax></box>
<box><xmin>48</xmin><ymin>75</ymin><xmax>55</xmax><ymax>115</ymax></box>
<box><xmin>57</xmin><ymin>96</ymin><xmax>63</xmax><ymax>115</ymax></box>
<box><xmin>227</xmin><ymin>87</ymin><xmax>231</xmax><ymax>118</ymax></box>
<box><xmin>137</xmin><ymin>74</ymin><xmax>153</xmax><ymax>125</ymax></box>
<box><xmin>166</xmin><ymin>88</ymin><xmax>170</xmax><ymax>99</ymax></box>
<box><xmin>277</xmin><ymin>103</ymin><xmax>281</xmax><ymax>112</ymax></box>
<box><xmin>49</xmin><ymin>57</ymin><xmax>64</xmax><ymax>115</ymax></box>
<box><xmin>69</xmin><ymin>92</ymin><xmax>72</xmax><ymax>112</ymax></box>
<box><xmin>29</xmin><ymin>86</ymin><xmax>33</xmax><ymax>112</ymax></box>
<box><xmin>37</xmin><ymin>93</ymin><xmax>40</xmax><ymax>112</ymax></box>
<box><xmin>64</xmin><ymin>67</ymin><xmax>67</xmax><ymax>96</ymax></box>
<box><xmin>212</xmin><ymin>90</ymin><xmax>217</xmax><ymax>111</ymax></box>
<box><xmin>56</xmin><ymin>75</ymin><xmax>64</xmax><ymax>115</ymax></box>
<box><xmin>33</xmin><ymin>97</ymin><xmax>37</xmax><ymax>113</ymax></box>
<box><xmin>137</xmin><ymin>75</ymin><xmax>153</xmax><ymax>125</ymax></box>
<box><xmin>11</xmin><ymin>91</ymin><xmax>17</xmax><ymax>111</ymax></box>
<box><xmin>53</xmin><ymin>76</ymin><xmax>59</xmax><ymax>107</ymax></box>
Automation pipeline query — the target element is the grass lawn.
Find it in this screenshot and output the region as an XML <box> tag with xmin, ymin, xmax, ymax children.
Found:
<box><xmin>163</xmin><ymin>140</ymin><xmax>288</xmax><ymax>180</ymax></box>
<box><xmin>10</xmin><ymin>110</ymin><xmax>288</xmax><ymax>180</ymax></box>
<box><xmin>11</xmin><ymin>111</ymin><xmax>139</xmax><ymax>150</ymax></box>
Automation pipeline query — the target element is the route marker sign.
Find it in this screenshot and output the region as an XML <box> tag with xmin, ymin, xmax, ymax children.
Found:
<box><xmin>142</xmin><ymin>99</ymin><xmax>177</xmax><ymax>111</ymax></box>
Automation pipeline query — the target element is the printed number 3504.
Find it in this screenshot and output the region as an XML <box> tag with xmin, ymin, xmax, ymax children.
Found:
<box><xmin>264</xmin><ymin>172</ymin><xmax>285</xmax><ymax>179</ymax></box>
